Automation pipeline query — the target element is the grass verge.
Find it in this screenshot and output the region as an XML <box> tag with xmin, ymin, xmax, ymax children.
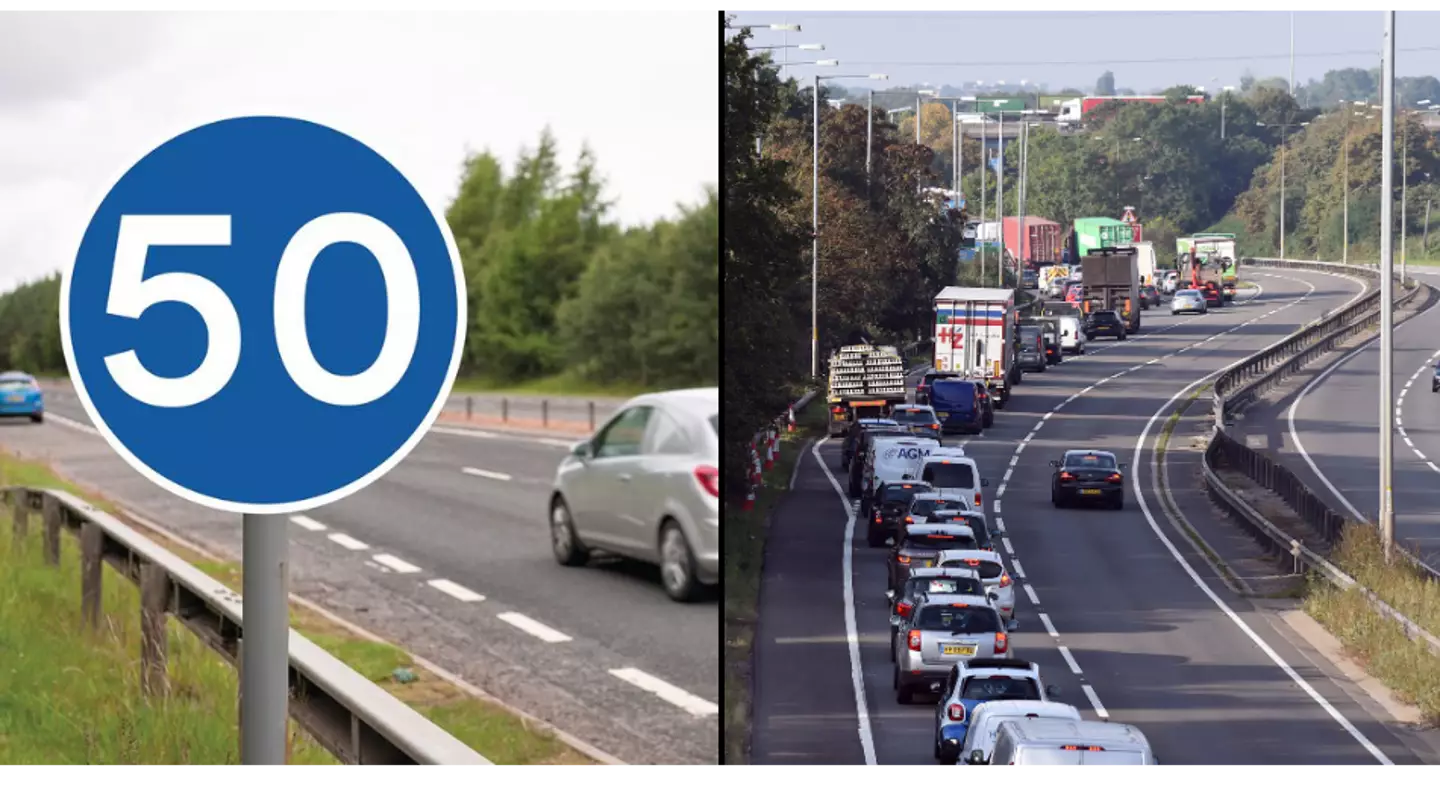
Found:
<box><xmin>0</xmin><ymin>451</ymin><xmax>591</xmax><ymax>764</ymax></box>
<box><xmin>1302</xmin><ymin>527</ymin><xmax>1440</xmax><ymax>724</ymax></box>
<box><xmin>722</xmin><ymin>401</ymin><xmax>825</xmax><ymax>764</ymax></box>
<box><xmin>450</xmin><ymin>370</ymin><xmax>652</xmax><ymax>399</ymax></box>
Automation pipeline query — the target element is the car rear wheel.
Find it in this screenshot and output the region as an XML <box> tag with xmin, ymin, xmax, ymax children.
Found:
<box><xmin>550</xmin><ymin>497</ymin><xmax>590</xmax><ymax>567</ymax></box>
<box><xmin>659</xmin><ymin>521</ymin><xmax>702</xmax><ymax>602</ymax></box>
<box><xmin>29</xmin><ymin>413</ymin><xmax>42</xmax><ymax>424</ymax></box>
<box><xmin>1111</xmin><ymin>495</ymin><xmax>1125</xmax><ymax>510</ymax></box>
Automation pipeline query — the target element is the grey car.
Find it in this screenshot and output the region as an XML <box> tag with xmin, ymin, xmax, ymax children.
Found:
<box><xmin>549</xmin><ymin>387</ymin><xmax>719</xmax><ymax>602</ymax></box>
<box><xmin>893</xmin><ymin>593</ymin><xmax>1011</xmax><ymax>704</ymax></box>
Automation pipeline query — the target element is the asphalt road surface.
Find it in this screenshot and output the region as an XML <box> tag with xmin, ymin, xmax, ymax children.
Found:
<box><xmin>1</xmin><ymin>380</ymin><xmax>716</xmax><ymax>764</ymax></box>
<box><xmin>752</xmin><ymin>271</ymin><xmax>1434</xmax><ymax>765</ymax></box>
<box><xmin>1243</xmin><ymin>265</ymin><xmax>1440</xmax><ymax>572</ymax></box>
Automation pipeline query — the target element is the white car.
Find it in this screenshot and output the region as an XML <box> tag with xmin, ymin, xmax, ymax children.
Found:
<box><xmin>1171</xmin><ymin>288</ymin><xmax>1207</xmax><ymax>314</ymax></box>
<box><xmin>1054</xmin><ymin>314</ymin><xmax>1086</xmax><ymax>355</ymax></box>
<box><xmin>958</xmin><ymin>699</ymin><xmax>1083</xmax><ymax>766</ymax></box>
<box><xmin>937</xmin><ymin>548</ymin><xmax>1015</xmax><ymax>623</ymax></box>
<box><xmin>1160</xmin><ymin>270</ymin><xmax>1180</xmax><ymax>295</ymax></box>
<box><xmin>918</xmin><ymin>447</ymin><xmax>988</xmax><ymax>513</ymax></box>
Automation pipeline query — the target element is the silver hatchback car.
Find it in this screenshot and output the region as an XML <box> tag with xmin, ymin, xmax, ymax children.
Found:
<box><xmin>893</xmin><ymin>593</ymin><xmax>1011</xmax><ymax>703</ymax></box>
<box><xmin>549</xmin><ymin>387</ymin><xmax>719</xmax><ymax>602</ymax></box>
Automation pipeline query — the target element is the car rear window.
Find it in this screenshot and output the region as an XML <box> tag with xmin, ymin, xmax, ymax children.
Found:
<box><xmin>961</xmin><ymin>676</ymin><xmax>1040</xmax><ymax>700</ymax></box>
<box><xmin>905</xmin><ymin>532</ymin><xmax>979</xmax><ymax>550</ymax></box>
<box><xmin>909</xmin><ymin>499</ymin><xmax>956</xmax><ymax>517</ymax></box>
<box><xmin>882</xmin><ymin>485</ymin><xmax>928</xmax><ymax>503</ymax></box>
<box><xmin>923</xmin><ymin>463</ymin><xmax>975</xmax><ymax>489</ymax></box>
<box><xmin>891</xmin><ymin>409</ymin><xmax>936</xmax><ymax>425</ymax></box>
<box><xmin>931</xmin><ymin>380</ymin><xmax>976</xmax><ymax>399</ymax></box>
<box><xmin>1066</xmin><ymin>453</ymin><xmax>1117</xmax><ymax>470</ymax></box>
<box><xmin>942</xmin><ymin>559</ymin><xmax>1005</xmax><ymax>579</ymax></box>
<box><xmin>906</xmin><ymin>576</ymin><xmax>983</xmax><ymax>599</ymax></box>
<box><xmin>1019</xmin><ymin>327</ymin><xmax>1041</xmax><ymax>341</ymax></box>
<box><xmin>916</xmin><ymin>604</ymin><xmax>1000</xmax><ymax>633</ymax></box>
<box><xmin>951</xmin><ymin>514</ymin><xmax>990</xmax><ymax>539</ymax></box>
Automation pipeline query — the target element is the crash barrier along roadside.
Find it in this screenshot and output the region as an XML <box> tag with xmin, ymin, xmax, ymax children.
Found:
<box><xmin>1200</xmin><ymin>257</ymin><xmax>1440</xmax><ymax>657</ymax></box>
<box><xmin>3</xmin><ymin>485</ymin><xmax>491</xmax><ymax>764</ymax></box>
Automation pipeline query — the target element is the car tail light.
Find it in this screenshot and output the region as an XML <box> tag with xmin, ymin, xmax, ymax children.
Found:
<box><xmin>897</xmin><ymin>601</ymin><xmax>914</xmax><ymax>618</ymax></box>
<box><xmin>1107</xmin><ymin>473</ymin><xmax>1123</xmax><ymax>483</ymax></box>
<box><xmin>974</xmin><ymin>492</ymin><xmax>982</xmax><ymax>508</ymax></box>
<box><xmin>908</xmin><ymin>630</ymin><xmax>922</xmax><ymax>651</ymax></box>
<box><xmin>1059</xmin><ymin>472</ymin><xmax>1075</xmax><ymax>482</ymax></box>
<box><xmin>904</xmin><ymin>516</ymin><xmax>914</xmax><ymax>523</ymax></box>
<box><xmin>832</xmin><ymin>406</ymin><xmax>844</xmax><ymax>415</ymax></box>
<box><xmin>995</xmin><ymin>632</ymin><xmax>1008</xmax><ymax>653</ymax></box>
<box><xmin>694</xmin><ymin>465</ymin><xmax>719</xmax><ymax>497</ymax></box>
<box><xmin>999</xmin><ymin>573</ymin><xmax>1012</xmax><ymax>587</ymax></box>
<box><xmin>947</xmin><ymin>703</ymin><xmax>966</xmax><ymax>722</ymax></box>
<box><xmin>874</xmin><ymin>513</ymin><xmax>882</xmax><ymax>524</ymax></box>
<box><xmin>931</xmin><ymin>423</ymin><xmax>940</xmax><ymax>430</ymax></box>
<box><xmin>897</xmin><ymin>554</ymin><xmax>912</xmax><ymax>565</ymax></box>
<box><xmin>1061</xmin><ymin>745</ymin><xmax>1104</xmax><ymax>752</ymax></box>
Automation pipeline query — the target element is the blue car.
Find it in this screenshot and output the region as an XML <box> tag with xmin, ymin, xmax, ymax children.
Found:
<box><xmin>934</xmin><ymin>658</ymin><xmax>1060</xmax><ymax>763</ymax></box>
<box><xmin>0</xmin><ymin>371</ymin><xmax>44</xmax><ymax>423</ymax></box>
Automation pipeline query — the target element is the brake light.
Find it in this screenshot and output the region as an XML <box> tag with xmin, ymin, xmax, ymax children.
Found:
<box><xmin>995</xmin><ymin>632</ymin><xmax>1008</xmax><ymax>653</ymax></box>
<box><xmin>1061</xmin><ymin>745</ymin><xmax>1105</xmax><ymax>752</ymax></box>
<box><xmin>897</xmin><ymin>554</ymin><xmax>912</xmax><ymax>565</ymax></box>
<box><xmin>874</xmin><ymin>513</ymin><xmax>882</xmax><ymax>524</ymax></box>
<box><xmin>908</xmin><ymin>630</ymin><xmax>922</xmax><ymax>651</ymax></box>
<box><xmin>999</xmin><ymin>573</ymin><xmax>1012</xmax><ymax>588</ymax></box>
<box><xmin>904</xmin><ymin>516</ymin><xmax>914</xmax><ymax>523</ymax></box>
<box><xmin>974</xmin><ymin>492</ymin><xmax>982</xmax><ymax>508</ymax></box>
<box><xmin>694</xmin><ymin>465</ymin><xmax>719</xmax><ymax>497</ymax></box>
<box><xmin>897</xmin><ymin>601</ymin><xmax>914</xmax><ymax>618</ymax></box>
<box><xmin>931</xmin><ymin>423</ymin><xmax>940</xmax><ymax>430</ymax></box>
<box><xmin>1107</xmin><ymin>473</ymin><xmax>1122</xmax><ymax>483</ymax></box>
<box><xmin>965</xmin><ymin>559</ymin><xmax>980</xmax><ymax>567</ymax></box>
<box><xmin>1059</xmin><ymin>472</ymin><xmax>1075</xmax><ymax>482</ymax></box>
<box><xmin>947</xmin><ymin>703</ymin><xmax>966</xmax><ymax>722</ymax></box>
<box><xmin>832</xmin><ymin>406</ymin><xmax>844</xmax><ymax>415</ymax></box>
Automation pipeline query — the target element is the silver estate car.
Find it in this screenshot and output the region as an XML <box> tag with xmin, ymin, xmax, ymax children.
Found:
<box><xmin>549</xmin><ymin>387</ymin><xmax>719</xmax><ymax>602</ymax></box>
<box><xmin>1171</xmin><ymin>288</ymin><xmax>1207</xmax><ymax>314</ymax></box>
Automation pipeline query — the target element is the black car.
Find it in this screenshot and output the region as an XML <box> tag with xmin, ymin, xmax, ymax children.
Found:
<box><xmin>1084</xmin><ymin>310</ymin><xmax>1127</xmax><ymax>341</ymax></box>
<box><xmin>842</xmin><ymin>418</ymin><xmax>899</xmax><ymax>471</ymax></box>
<box><xmin>887</xmin><ymin>523</ymin><xmax>985</xmax><ymax>590</ymax></box>
<box><xmin>916</xmin><ymin>371</ymin><xmax>961</xmax><ymax>406</ymax></box>
<box><xmin>1050</xmin><ymin>449</ymin><xmax>1127</xmax><ymax>509</ymax></box>
<box><xmin>929</xmin><ymin>509</ymin><xmax>1001</xmax><ymax>551</ymax></box>
<box><xmin>847</xmin><ymin>426</ymin><xmax>911</xmax><ymax>497</ymax></box>
<box><xmin>894</xmin><ymin>493</ymin><xmax>967</xmax><ymax>543</ymax></box>
<box><xmin>868</xmin><ymin>481</ymin><xmax>935</xmax><ymax>547</ymax></box>
<box><xmin>890</xmin><ymin>405</ymin><xmax>943</xmax><ymax>441</ymax></box>
<box><xmin>889</xmin><ymin>570</ymin><xmax>987</xmax><ymax>659</ymax></box>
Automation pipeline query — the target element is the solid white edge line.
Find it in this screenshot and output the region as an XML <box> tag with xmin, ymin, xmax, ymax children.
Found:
<box><xmin>44</xmin><ymin>410</ymin><xmax>102</xmax><ymax>436</ymax></box>
<box><xmin>497</xmin><ymin>611</ymin><xmax>573</xmax><ymax>643</ymax></box>
<box><xmin>1081</xmin><ymin>684</ymin><xmax>1110</xmax><ymax>719</ymax></box>
<box><xmin>290</xmin><ymin>515</ymin><xmax>327</xmax><ymax>532</ymax></box>
<box><xmin>427</xmin><ymin>578</ymin><xmax>485</xmax><ymax>602</ymax></box>
<box><xmin>461</xmin><ymin>466</ymin><xmax>513</xmax><ymax>482</ymax></box>
<box><xmin>372</xmin><ymin>553</ymin><xmax>421</xmax><ymax>574</ymax></box>
<box><xmin>1039</xmin><ymin>612</ymin><xmax>1059</xmax><ymax>638</ymax></box>
<box><xmin>812</xmin><ymin>438</ymin><xmax>878</xmax><ymax>765</ymax></box>
<box><xmin>326</xmin><ymin>532</ymin><xmax>369</xmax><ymax>551</ymax></box>
<box><xmin>608</xmin><ymin>668</ymin><xmax>718</xmax><ymax>718</ymax></box>
<box><xmin>1134</xmin><ymin>367</ymin><xmax>1393</xmax><ymax>765</ymax></box>
<box><xmin>1057</xmin><ymin>645</ymin><xmax>1083</xmax><ymax>675</ymax></box>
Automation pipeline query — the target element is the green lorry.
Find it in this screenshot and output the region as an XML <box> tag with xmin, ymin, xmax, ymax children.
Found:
<box><xmin>1069</xmin><ymin>217</ymin><xmax>1135</xmax><ymax>260</ymax></box>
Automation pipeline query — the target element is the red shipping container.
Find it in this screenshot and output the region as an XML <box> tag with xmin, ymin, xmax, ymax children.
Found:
<box><xmin>1002</xmin><ymin>216</ymin><xmax>1062</xmax><ymax>266</ymax></box>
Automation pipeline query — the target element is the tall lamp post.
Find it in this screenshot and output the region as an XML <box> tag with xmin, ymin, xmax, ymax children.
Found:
<box><xmin>746</xmin><ymin>44</ymin><xmax>826</xmax><ymax>156</ymax></box>
<box><xmin>1379</xmin><ymin>11</ymin><xmax>1396</xmax><ymax>561</ymax></box>
<box><xmin>812</xmin><ymin>68</ymin><xmax>889</xmax><ymax>379</ymax></box>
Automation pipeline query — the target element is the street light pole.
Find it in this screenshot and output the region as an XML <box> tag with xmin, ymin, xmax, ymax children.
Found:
<box><xmin>1280</xmin><ymin>124</ymin><xmax>1287</xmax><ymax>258</ymax></box>
<box><xmin>1343</xmin><ymin>103</ymin><xmax>1351</xmax><ymax>265</ymax></box>
<box><xmin>812</xmin><ymin>73</ymin><xmax>820</xmax><ymax>380</ymax></box>
<box><xmin>979</xmin><ymin>116</ymin><xmax>987</xmax><ymax>281</ymax></box>
<box><xmin>1379</xmin><ymin>11</ymin><xmax>1396</xmax><ymax>562</ymax></box>
<box><xmin>866</xmin><ymin>89</ymin><xmax>874</xmax><ymax>188</ymax></box>
<box><xmin>997</xmin><ymin>111</ymin><xmax>1006</xmax><ymax>287</ymax></box>
<box><xmin>1401</xmin><ymin>122</ymin><xmax>1409</xmax><ymax>283</ymax></box>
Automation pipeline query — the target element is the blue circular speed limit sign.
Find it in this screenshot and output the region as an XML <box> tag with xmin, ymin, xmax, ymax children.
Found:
<box><xmin>62</xmin><ymin>116</ymin><xmax>466</xmax><ymax>513</ymax></box>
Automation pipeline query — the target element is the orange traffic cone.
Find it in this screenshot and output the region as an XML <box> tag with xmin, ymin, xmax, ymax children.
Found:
<box><xmin>742</xmin><ymin>487</ymin><xmax>756</xmax><ymax>511</ymax></box>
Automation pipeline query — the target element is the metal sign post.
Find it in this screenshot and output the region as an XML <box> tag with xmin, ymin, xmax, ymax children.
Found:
<box><xmin>60</xmin><ymin>115</ymin><xmax>466</xmax><ymax>764</ymax></box>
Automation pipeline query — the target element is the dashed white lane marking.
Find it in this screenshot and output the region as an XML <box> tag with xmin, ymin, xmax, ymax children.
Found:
<box><xmin>1002</xmin><ymin>536</ymin><xmax>1014</xmax><ymax>555</ymax></box>
<box><xmin>608</xmin><ymin>668</ymin><xmax>718</xmax><ymax>718</ymax></box>
<box><xmin>291</xmin><ymin>515</ymin><xmax>327</xmax><ymax>532</ymax></box>
<box><xmin>462</xmin><ymin>466</ymin><xmax>514</xmax><ymax>482</ymax></box>
<box><xmin>993</xmin><ymin>501</ymin><xmax>1002</xmax><ymax>514</ymax></box>
<box><xmin>994</xmin><ymin>517</ymin><xmax>1006</xmax><ymax>532</ymax></box>
<box><xmin>1058</xmin><ymin>645</ymin><xmax>1083</xmax><ymax>675</ymax></box>
<box><xmin>372</xmin><ymin>553</ymin><xmax>421</xmax><ymax>574</ymax></box>
<box><xmin>1081</xmin><ymin>685</ymin><xmax>1110</xmax><ymax>719</ymax></box>
<box><xmin>1011</xmin><ymin>558</ymin><xmax>1027</xmax><ymax>579</ymax></box>
<box><xmin>1023</xmin><ymin>584</ymin><xmax>1040</xmax><ymax>605</ymax></box>
<box><xmin>996</xmin><ymin>483</ymin><xmax>1007</xmax><ymax>498</ymax></box>
<box><xmin>498</xmin><ymin>612</ymin><xmax>573</xmax><ymax>643</ymax></box>
<box><xmin>327</xmin><ymin>532</ymin><xmax>369</xmax><ymax>551</ymax></box>
<box><xmin>1039</xmin><ymin>612</ymin><xmax>1059</xmax><ymax>638</ymax></box>
<box><xmin>427</xmin><ymin>578</ymin><xmax>485</xmax><ymax>602</ymax></box>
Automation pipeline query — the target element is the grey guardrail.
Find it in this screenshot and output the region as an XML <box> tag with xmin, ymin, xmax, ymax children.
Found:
<box><xmin>1202</xmin><ymin>257</ymin><xmax>1439</xmax><ymax>592</ymax></box>
<box><xmin>3</xmin><ymin>486</ymin><xmax>491</xmax><ymax>765</ymax></box>
<box><xmin>442</xmin><ymin>392</ymin><xmax>621</xmax><ymax>432</ymax></box>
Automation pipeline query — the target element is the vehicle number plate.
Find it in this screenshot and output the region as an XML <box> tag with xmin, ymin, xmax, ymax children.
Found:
<box><xmin>937</xmin><ymin>412</ymin><xmax>948</xmax><ymax>419</ymax></box>
<box><xmin>922</xmin><ymin>559</ymin><xmax>934</xmax><ymax>567</ymax></box>
<box><xmin>5</xmin><ymin>395</ymin><xmax>22</xmax><ymax>403</ymax></box>
<box><xmin>1081</xmin><ymin>488</ymin><xmax>1101</xmax><ymax>495</ymax></box>
<box><xmin>943</xmin><ymin>644</ymin><xmax>977</xmax><ymax>656</ymax></box>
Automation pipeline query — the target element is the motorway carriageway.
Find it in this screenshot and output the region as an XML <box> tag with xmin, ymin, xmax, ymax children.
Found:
<box><xmin>1255</xmin><ymin>264</ymin><xmax>1440</xmax><ymax>573</ymax></box>
<box><xmin>752</xmin><ymin>270</ymin><xmax>1429</xmax><ymax>765</ymax></box>
<box><xmin>3</xmin><ymin>381</ymin><xmax>716</xmax><ymax>765</ymax></box>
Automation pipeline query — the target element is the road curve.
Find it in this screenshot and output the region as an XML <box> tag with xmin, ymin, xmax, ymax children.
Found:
<box><xmin>752</xmin><ymin>269</ymin><xmax>1429</xmax><ymax>765</ymax></box>
<box><xmin>0</xmin><ymin>379</ymin><xmax>717</xmax><ymax>764</ymax></box>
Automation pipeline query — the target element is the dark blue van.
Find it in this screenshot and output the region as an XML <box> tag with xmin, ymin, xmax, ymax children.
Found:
<box><xmin>928</xmin><ymin>379</ymin><xmax>984</xmax><ymax>435</ymax></box>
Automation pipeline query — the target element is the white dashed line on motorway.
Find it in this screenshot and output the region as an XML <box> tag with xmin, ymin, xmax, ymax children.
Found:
<box><xmin>498</xmin><ymin>612</ymin><xmax>573</xmax><ymax>643</ymax></box>
<box><xmin>1058</xmin><ymin>645</ymin><xmax>1083</xmax><ymax>675</ymax></box>
<box><xmin>1081</xmin><ymin>685</ymin><xmax>1110</xmax><ymax>719</ymax></box>
<box><xmin>992</xmin><ymin>501</ymin><xmax>1002</xmax><ymax>514</ymax></box>
<box><xmin>1002</xmin><ymin>535</ymin><xmax>1014</xmax><ymax>555</ymax></box>
<box><xmin>427</xmin><ymin>579</ymin><xmax>485</xmax><ymax>602</ymax></box>
<box><xmin>327</xmin><ymin>532</ymin><xmax>369</xmax><ymax>551</ymax></box>
<box><xmin>1011</xmin><ymin>559</ymin><xmax>1027</xmax><ymax>579</ymax></box>
<box><xmin>1023</xmin><ymin>584</ymin><xmax>1040</xmax><ymax>605</ymax></box>
<box><xmin>372</xmin><ymin>554</ymin><xmax>421</xmax><ymax>573</ymax></box>
<box><xmin>291</xmin><ymin>515</ymin><xmax>327</xmax><ymax>532</ymax></box>
<box><xmin>996</xmin><ymin>483</ymin><xmax>1007</xmax><ymax>498</ymax></box>
<box><xmin>462</xmin><ymin>466</ymin><xmax>513</xmax><ymax>482</ymax></box>
<box><xmin>609</xmin><ymin>668</ymin><xmax>718</xmax><ymax>718</ymax></box>
<box><xmin>1039</xmin><ymin>613</ymin><xmax>1059</xmax><ymax>638</ymax></box>
<box><xmin>994</xmin><ymin>517</ymin><xmax>1005</xmax><ymax>532</ymax></box>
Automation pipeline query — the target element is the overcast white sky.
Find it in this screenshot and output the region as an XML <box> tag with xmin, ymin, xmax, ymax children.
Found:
<box><xmin>0</xmin><ymin>11</ymin><xmax>716</xmax><ymax>292</ymax></box>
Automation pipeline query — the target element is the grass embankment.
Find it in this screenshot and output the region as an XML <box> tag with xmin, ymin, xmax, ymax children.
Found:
<box><xmin>722</xmin><ymin>401</ymin><xmax>825</xmax><ymax>764</ymax></box>
<box><xmin>0</xmin><ymin>452</ymin><xmax>590</xmax><ymax>764</ymax></box>
<box><xmin>1304</xmin><ymin>523</ymin><xmax>1440</xmax><ymax>724</ymax></box>
<box><xmin>450</xmin><ymin>370</ymin><xmax>651</xmax><ymax>399</ymax></box>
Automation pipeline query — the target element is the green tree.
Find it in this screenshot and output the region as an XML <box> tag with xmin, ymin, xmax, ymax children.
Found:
<box><xmin>1096</xmin><ymin>71</ymin><xmax>1116</xmax><ymax>96</ymax></box>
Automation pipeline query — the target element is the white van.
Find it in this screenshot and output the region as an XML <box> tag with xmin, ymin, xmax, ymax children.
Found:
<box><xmin>1054</xmin><ymin>315</ymin><xmax>1086</xmax><ymax>355</ymax></box>
<box><xmin>958</xmin><ymin>700</ymin><xmax>1082</xmax><ymax>765</ymax></box>
<box><xmin>863</xmin><ymin>437</ymin><xmax>940</xmax><ymax>507</ymax></box>
<box><xmin>918</xmin><ymin>448</ymin><xmax>988</xmax><ymax>513</ymax></box>
<box><xmin>987</xmin><ymin>718</ymin><xmax>1156</xmax><ymax>765</ymax></box>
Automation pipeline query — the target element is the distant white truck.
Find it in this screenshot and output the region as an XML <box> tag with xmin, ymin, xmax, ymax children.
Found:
<box><xmin>932</xmin><ymin>287</ymin><xmax>1017</xmax><ymax>410</ymax></box>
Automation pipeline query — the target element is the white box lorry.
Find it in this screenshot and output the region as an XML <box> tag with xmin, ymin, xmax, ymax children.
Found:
<box><xmin>932</xmin><ymin>287</ymin><xmax>1017</xmax><ymax>410</ymax></box>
